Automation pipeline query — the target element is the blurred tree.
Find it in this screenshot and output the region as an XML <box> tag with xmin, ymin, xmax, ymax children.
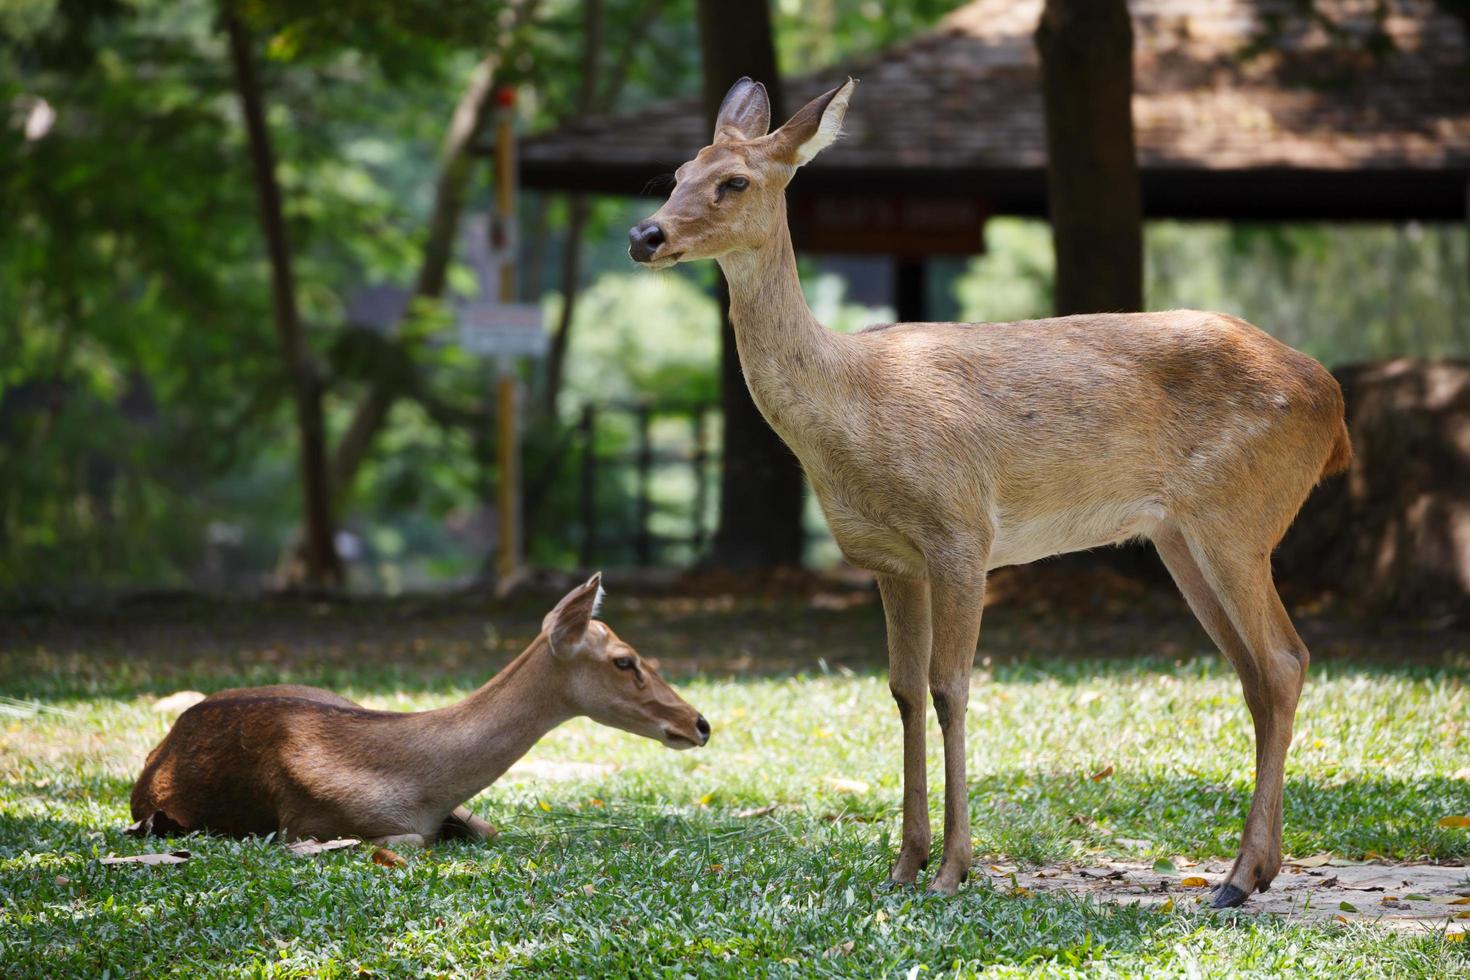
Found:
<box><xmin>1034</xmin><ymin>0</ymin><xmax>1143</xmax><ymax>315</ymax></box>
<box><xmin>224</xmin><ymin>8</ymin><xmax>342</xmax><ymax>586</ymax></box>
<box><xmin>696</xmin><ymin>0</ymin><xmax>806</xmax><ymax>569</ymax></box>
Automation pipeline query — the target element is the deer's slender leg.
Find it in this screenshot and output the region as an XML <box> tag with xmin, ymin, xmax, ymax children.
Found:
<box><xmin>1164</xmin><ymin>525</ymin><xmax>1307</xmax><ymax>908</ymax></box>
<box><xmin>877</xmin><ymin>573</ymin><xmax>933</xmax><ymax>886</ymax></box>
<box><xmin>925</xmin><ymin>564</ymin><xmax>987</xmax><ymax>895</ymax></box>
<box><xmin>440</xmin><ymin>806</ymin><xmax>498</xmax><ymax>842</ymax></box>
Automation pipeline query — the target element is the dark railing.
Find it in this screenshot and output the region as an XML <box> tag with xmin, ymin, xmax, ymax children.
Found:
<box><xmin>577</xmin><ymin>400</ymin><xmax>718</xmax><ymax>567</ymax></box>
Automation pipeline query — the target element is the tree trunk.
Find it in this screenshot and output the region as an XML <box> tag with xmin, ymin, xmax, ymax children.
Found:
<box><xmin>697</xmin><ymin>0</ymin><xmax>807</xmax><ymax>569</ymax></box>
<box><xmin>1035</xmin><ymin>0</ymin><xmax>1143</xmax><ymax>316</ymax></box>
<box><xmin>331</xmin><ymin>52</ymin><xmax>505</xmax><ymax>501</ymax></box>
<box><xmin>224</xmin><ymin>11</ymin><xmax>341</xmax><ymax>588</ymax></box>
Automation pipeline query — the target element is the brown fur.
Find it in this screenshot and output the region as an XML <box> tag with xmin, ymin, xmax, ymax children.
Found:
<box><xmin>630</xmin><ymin>78</ymin><xmax>1350</xmax><ymax>904</ymax></box>
<box><xmin>129</xmin><ymin>576</ymin><xmax>707</xmax><ymax>844</ymax></box>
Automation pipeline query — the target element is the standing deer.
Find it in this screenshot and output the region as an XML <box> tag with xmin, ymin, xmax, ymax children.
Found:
<box><xmin>627</xmin><ymin>78</ymin><xmax>1350</xmax><ymax>906</ymax></box>
<box><xmin>129</xmin><ymin>575</ymin><xmax>710</xmax><ymax>845</ymax></box>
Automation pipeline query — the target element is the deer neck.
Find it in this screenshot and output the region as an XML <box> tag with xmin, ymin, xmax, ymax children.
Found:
<box><xmin>717</xmin><ymin>201</ymin><xmax>839</xmax><ymax>417</ymax></box>
<box><xmin>408</xmin><ymin>642</ymin><xmax>572</xmax><ymax>809</ymax></box>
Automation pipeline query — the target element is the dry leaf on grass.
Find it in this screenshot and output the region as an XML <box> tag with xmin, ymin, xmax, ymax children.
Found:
<box><xmin>1437</xmin><ymin>815</ymin><xmax>1470</xmax><ymax>829</ymax></box>
<box><xmin>101</xmin><ymin>850</ymin><xmax>190</xmax><ymax>866</ymax></box>
<box><xmin>286</xmin><ymin>838</ymin><xmax>360</xmax><ymax>857</ymax></box>
<box><xmin>1180</xmin><ymin>876</ymin><xmax>1209</xmax><ymax>888</ymax></box>
<box><xmin>826</xmin><ymin>777</ymin><xmax>869</xmax><ymax>795</ymax></box>
<box><xmin>736</xmin><ymin>804</ymin><xmax>779</xmax><ymax>819</ymax></box>
<box><xmin>371</xmin><ymin>847</ymin><xmax>406</xmax><ymax>868</ymax></box>
<box><xmin>1089</xmin><ymin>765</ymin><xmax>1115</xmax><ymax>782</ymax></box>
<box><xmin>1290</xmin><ymin>852</ymin><xmax>1335</xmax><ymax>868</ymax></box>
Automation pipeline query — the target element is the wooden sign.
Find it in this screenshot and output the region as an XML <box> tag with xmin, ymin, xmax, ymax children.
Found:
<box><xmin>792</xmin><ymin>193</ymin><xmax>988</xmax><ymax>256</ymax></box>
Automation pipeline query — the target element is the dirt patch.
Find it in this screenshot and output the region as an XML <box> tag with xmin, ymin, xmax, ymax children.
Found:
<box><xmin>984</xmin><ymin>858</ymin><xmax>1470</xmax><ymax>934</ymax></box>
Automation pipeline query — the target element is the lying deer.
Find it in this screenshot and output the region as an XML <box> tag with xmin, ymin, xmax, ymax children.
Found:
<box><xmin>129</xmin><ymin>575</ymin><xmax>710</xmax><ymax>846</ymax></box>
<box><xmin>627</xmin><ymin>78</ymin><xmax>1350</xmax><ymax>907</ymax></box>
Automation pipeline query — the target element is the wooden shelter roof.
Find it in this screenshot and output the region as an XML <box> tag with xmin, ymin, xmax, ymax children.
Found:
<box><xmin>516</xmin><ymin>0</ymin><xmax>1470</xmax><ymax>220</ymax></box>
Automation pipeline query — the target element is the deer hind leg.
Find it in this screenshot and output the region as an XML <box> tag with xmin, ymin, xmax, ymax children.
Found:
<box><xmin>878</xmin><ymin>574</ymin><xmax>934</xmax><ymax>886</ymax></box>
<box><xmin>1154</xmin><ymin>523</ymin><xmax>1307</xmax><ymax>909</ymax></box>
<box><xmin>925</xmin><ymin>565</ymin><xmax>987</xmax><ymax>895</ymax></box>
<box><xmin>439</xmin><ymin>806</ymin><xmax>498</xmax><ymax>842</ymax></box>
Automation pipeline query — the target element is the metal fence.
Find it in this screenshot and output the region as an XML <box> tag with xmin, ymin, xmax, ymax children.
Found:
<box><xmin>576</xmin><ymin>401</ymin><xmax>719</xmax><ymax>567</ymax></box>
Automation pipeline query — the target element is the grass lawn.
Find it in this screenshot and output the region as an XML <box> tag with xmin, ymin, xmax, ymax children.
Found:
<box><xmin>2</xmin><ymin>586</ymin><xmax>1468</xmax><ymax>977</ymax></box>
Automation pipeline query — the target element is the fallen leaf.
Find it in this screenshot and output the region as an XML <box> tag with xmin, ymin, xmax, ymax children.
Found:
<box><xmin>588</xmin><ymin>798</ymin><xmax>604</xmax><ymax>808</ymax></box>
<box><xmin>538</xmin><ymin>801</ymin><xmax>552</xmax><ymax>812</ymax></box>
<box><xmin>54</xmin><ymin>876</ymin><xmax>70</xmax><ymax>887</ymax></box>
<box><xmin>697</xmin><ymin>792</ymin><xmax>716</xmax><ymax>806</ymax></box>
<box><xmin>874</xmin><ymin>909</ymin><xmax>889</xmax><ymax>924</ymax></box>
<box><xmin>1158</xmin><ymin>897</ymin><xmax>1175</xmax><ymax>913</ymax></box>
<box><xmin>1089</xmin><ymin>765</ymin><xmax>1115</xmax><ymax>782</ymax></box>
<box><xmin>1333</xmin><ymin>914</ymin><xmax>1350</xmax><ymax>924</ymax></box>
<box><xmin>371</xmin><ymin>847</ymin><xmax>406</xmax><ymax>869</ymax></box>
<box><xmin>100</xmin><ymin>850</ymin><xmax>190</xmax><ymax>866</ymax></box>
<box><xmin>1339</xmin><ymin>901</ymin><xmax>1359</xmax><ymax>913</ymax></box>
<box><xmin>1402</xmin><ymin>893</ymin><xmax>1431</xmax><ymax>902</ymax></box>
<box><xmin>1010</xmin><ymin>886</ymin><xmax>1034</xmax><ymax>898</ymax></box>
<box><xmin>582</xmin><ymin>883</ymin><xmax>596</xmax><ymax>896</ymax></box>
<box><xmin>1455</xmin><ymin>911</ymin><xmax>1470</xmax><ymax>920</ymax></box>
<box><xmin>1180</xmin><ymin>876</ymin><xmax>1208</xmax><ymax>888</ymax></box>
<box><xmin>707</xmin><ymin>863</ymin><xmax>724</xmax><ymax>874</ymax></box>
<box><xmin>1290</xmin><ymin>852</ymin><xmax>1334</xmax><ymax>868</ymax></box>
<box><xmin>1446</xmin><ymin>933</ymin><xmax>1465</xmax><ymax>944</ymax></box>
<box><xmin>823</xmin><ymin>940</ymin><xmax>855</xmax><ymax>958</ymax></box>
<box><xmin>826</xmin><ymin>777</ymin><xmax>869</xmax><ymax>795</ymax></box>
<box><xmin>736</xmin><ymin>804</ymin><xmax>779</xmax><ymax>819</ymax></box>
<box><xmin>1438</xmin><ymin>815</ymin><xmax>1470</xmax><ymax>829</ymax></box>
<box><xmin>1152</xmin><ymin>858</ymin><xmax>1178</xmax><ymax>876</ymax></box>
<box><xmin>1452</xmin><ymin>896</ymin><xmax>1470</xmax><ymax>905</ymax></box>
<box><xmin>286</xmin><ymin>838</ymin><xmax>360</xmax><ymax>857</ymax></box>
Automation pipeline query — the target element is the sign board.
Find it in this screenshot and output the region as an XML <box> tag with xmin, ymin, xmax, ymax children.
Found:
<box><xmin>457</xmin><ymin>301</ymin><xmax>548</xmax><ymax>358</ymax></box>
<box><xmin>792</xmin><ymin>194</ymin><xmax>988</xmax><ymax>256</ymax></box>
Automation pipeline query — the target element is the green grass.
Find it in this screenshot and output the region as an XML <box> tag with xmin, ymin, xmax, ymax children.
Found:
<box><xmin>2</xmin><ymin>593</ymin><xmax>1469</xmax><ymax>977</ymax></box>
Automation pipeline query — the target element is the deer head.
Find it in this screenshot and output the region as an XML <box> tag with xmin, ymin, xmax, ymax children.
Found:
<box><xmin>628</xmin><ymin>77</ymin><xmax>856</xmax><ymax>269</ymax></box>
<box><xmin>541</xmin><ymin>573</ymin><xmax>710</xmax><ymax>749</ymax></box>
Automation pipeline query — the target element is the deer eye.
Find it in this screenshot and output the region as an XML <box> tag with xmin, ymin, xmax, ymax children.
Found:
<box><xmin>613</xmin><ymin>656</ymin><xmax>635</xmax><ymax>670</ymax></box>
<box><xmin>721</xmin><ymin>176</ymin><xmax>749</xmax><ymax>191</ymax></box>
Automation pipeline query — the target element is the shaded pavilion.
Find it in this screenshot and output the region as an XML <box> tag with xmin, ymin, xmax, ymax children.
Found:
<box><xmin>511</xmin><ymin>0</ymin><xmax>1470</xmax><ymax>321</ymax></box>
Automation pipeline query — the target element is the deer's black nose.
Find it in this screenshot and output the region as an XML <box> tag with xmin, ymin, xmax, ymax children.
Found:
<box><xmin>695</xmin><ymin>715</ymin><xmax>711</xmax><ymax>744</ymax></box>
<box><xmin>628</xmin><ymin>220</ymin><xmax>665</xmax><ymax>263</ymax></box>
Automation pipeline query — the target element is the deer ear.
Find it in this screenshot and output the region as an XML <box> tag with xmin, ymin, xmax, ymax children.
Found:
<box><xmin>542</xmin><ymin>572</ymin><xmax>604</xmax><ymax>658</ymax></box>
<box><xmin>770</xmin><ymin>78</ymin><xmax>856</xmax><ymax>166</ymax></box>
<box><xmin>713</xmin><ymin>77</ymin><xmax>771</xmax><ymax>143</ymax></box>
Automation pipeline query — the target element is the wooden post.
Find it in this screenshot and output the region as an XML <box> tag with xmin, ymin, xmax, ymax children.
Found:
<box><xmin>579</xmin><ymin>404</ymin><xmax>598</xmax><ymax>568</ymax></box>
<box><xmin>493</xmin><ymin>86</ymin><xmax>522</xmax><ymax>589</ymax></box>
<box><xmin>635</xmin><ymin>403</ymin><xmax>652</xmax><ymax>566</ymax></box>
<box><xmin>894</xmin><ymin>258</ymin><xmax>928</xmax><ymax>323</ymax></box>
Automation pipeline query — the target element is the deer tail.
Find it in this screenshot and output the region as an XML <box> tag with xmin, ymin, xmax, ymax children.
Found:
<box><xmin>1320</xmin><ymin>418</ymin><xmax>1352</xmax><ymax>480</ymax></box>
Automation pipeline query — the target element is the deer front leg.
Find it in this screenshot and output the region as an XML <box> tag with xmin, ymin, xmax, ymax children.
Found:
<box><xmin>877</xmin><ymin>574</ymin><xmax>933</xmax><ymax>886</ymax></box>
<box><xmin>926</xmin><ymin>564</ymin><xmax>987</xmax><ymax>895</ymax></box>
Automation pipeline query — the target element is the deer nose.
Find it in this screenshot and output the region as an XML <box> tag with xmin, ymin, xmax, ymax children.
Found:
<box><xmin>628</xmin><ymin>220</ymin><xmax>665</xmax><ymax>263</ymax></box>
<box><xmin>695</xmin><ymin>715</ymin><xmax>711</xmax><ymax>745</ymax></box>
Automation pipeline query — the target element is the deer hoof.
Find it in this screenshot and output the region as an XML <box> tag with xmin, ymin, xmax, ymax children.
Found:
<box><xmin>1210</xmin><ymin>883</ymin><xmax>1249</xmax><ymax>909</ymax></box>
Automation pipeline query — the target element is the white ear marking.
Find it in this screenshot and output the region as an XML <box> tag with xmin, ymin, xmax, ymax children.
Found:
<box><xmin>591</xmin><ymin>584</ymin><xmax>605</xmax><ymax>618</ymax></box>
<box><xmin>793</xmin><ymin>78</ymin><xmax>855</xmax><ymax>165</ymax></box>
